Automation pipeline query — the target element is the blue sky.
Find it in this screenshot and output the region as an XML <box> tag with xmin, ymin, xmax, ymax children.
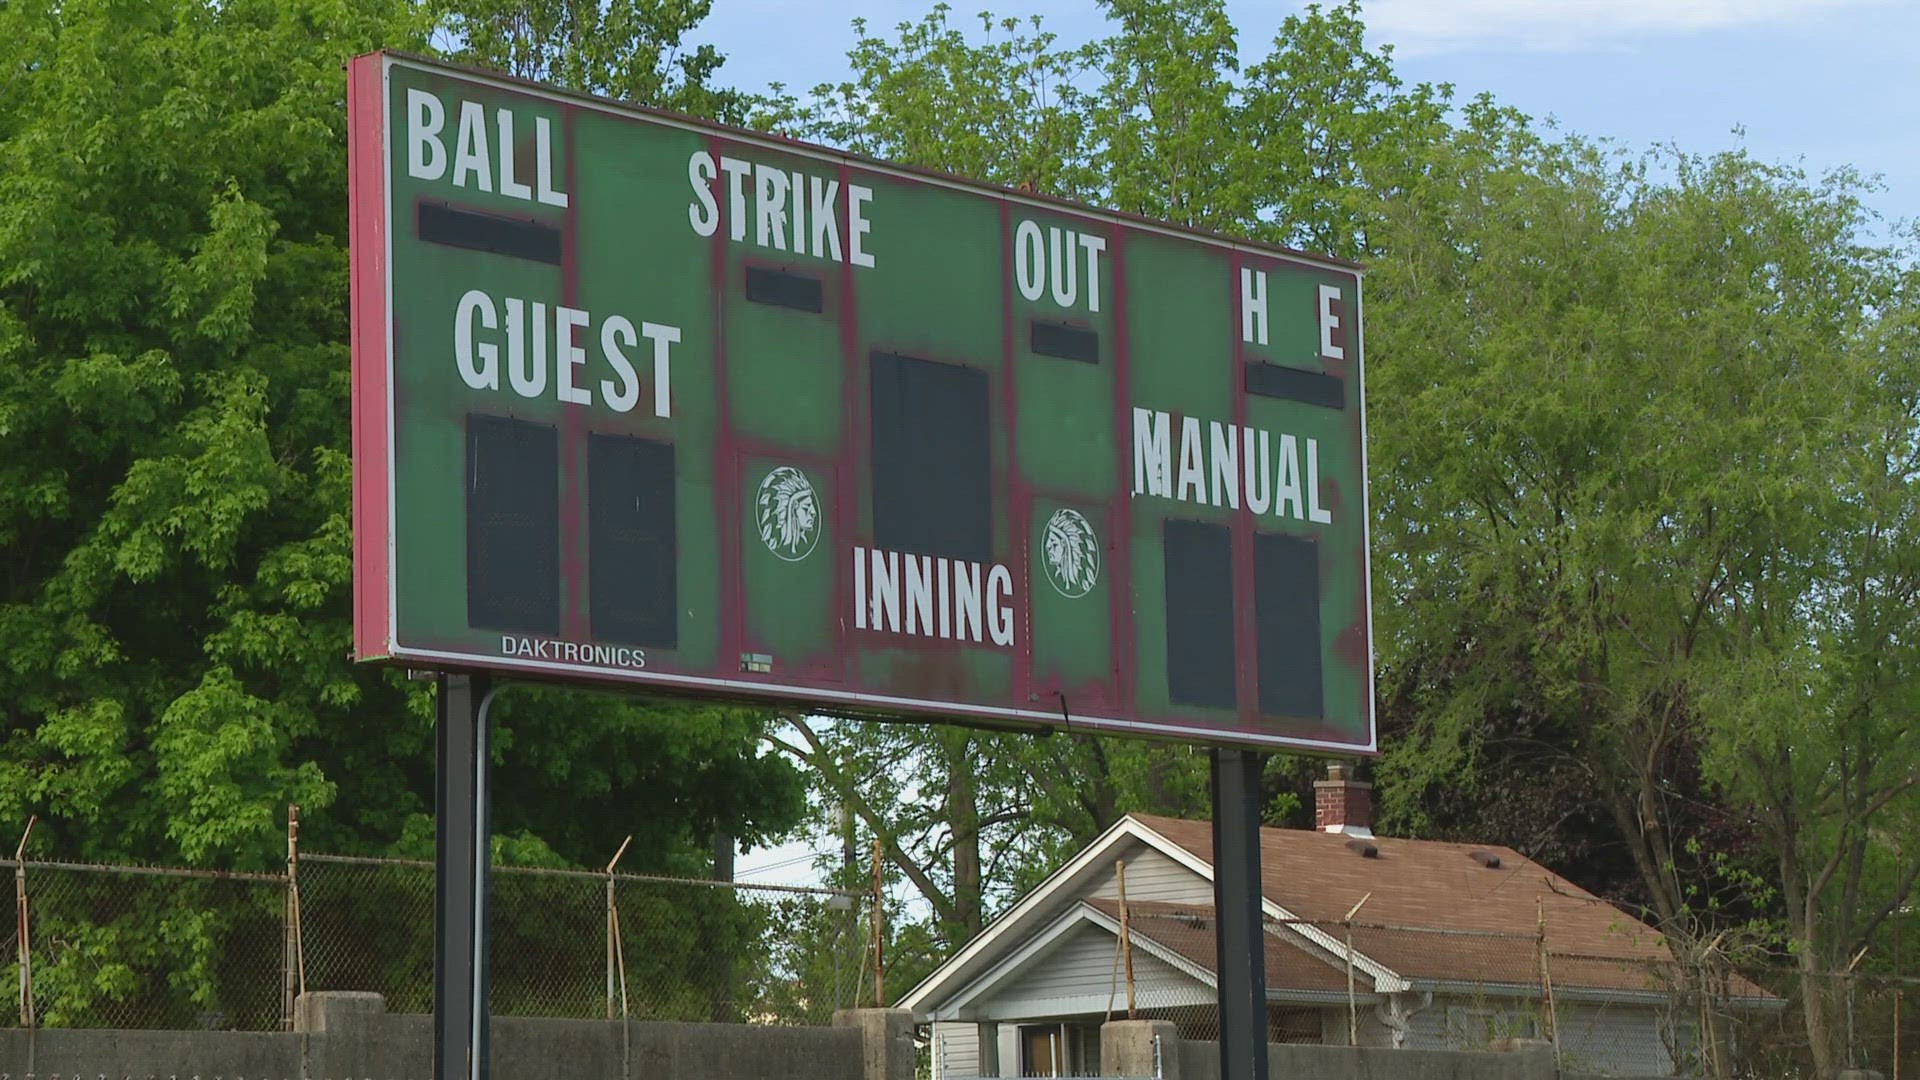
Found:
<box><xmin>693</xmin><ymin>0</ymin><xmax>1917</xmax><ymax>237</ymax></box>
<box><xmin>702</xmin><ymin>0</ymin><xmax>1915</xmax><ymax>884</ymax></box>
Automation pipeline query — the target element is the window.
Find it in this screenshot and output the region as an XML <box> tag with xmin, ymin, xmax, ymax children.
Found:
<box><xmin>1444</xmin><ymin>1005</ymin><xmax>1542</xmax><ymax>1050</ymax></box>
<box><xmin>1269</xmin><ymin>1006</ymin><xmax>1322</xmax><ymax>1045</ymax></box>
<box><xmin>1017</xmin><ymin>1022</ymin><xmax>1101</xmax><ymax>1077</ymax></box>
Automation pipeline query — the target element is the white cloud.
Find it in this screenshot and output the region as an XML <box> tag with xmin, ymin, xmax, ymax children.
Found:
<box><xmin>1362</xmin><ymin>0</ymin><xmax>1880</xmax><ymax>55</ymax></box>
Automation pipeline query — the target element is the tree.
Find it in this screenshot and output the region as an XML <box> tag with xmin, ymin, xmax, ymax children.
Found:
<box><xmin>1366</xmin><ymin>124</ymin><xmax>1917</xmax><ymax>1077</ymax></box>
<box><xmin>779</xmin><ymin>5</ymin><xmax>1100</xmax><ymax>199</ymax></box>
<box><xmin>0</xmin><ymin>0</ymin><xmax>803</xmax><ymax>872</ymax></box>
<box><xmin>1090</xmin><ymin>0</ymin><xmax>1246</xmax><ymax>230</ymax></box>
<box><xmin>0</xmin><ymin>0</ymin><xmax>810</xmax><ymax>1027</ymax></box>
<box><xmin>433</xmin><ymin>0</ymin><xmax>755</xmax><ymax>125</ymax></box>
<box><xmin>1693</xmin><ymin>220</ymin><xmax>1920</xmax><ymax>1077</ymax></box>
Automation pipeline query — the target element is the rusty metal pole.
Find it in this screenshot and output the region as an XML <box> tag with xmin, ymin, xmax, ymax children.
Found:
<box><xmin>14</xmin><ymin>815</ymin><xmax>34</xmax><ymax>1029</ymax></box>
<box><xmin>1538</xmin><ymin>898</ymin><xmax>1559</xmax><ymax>1062</ymax></box>
<box><xmin>871</xmin><ymin>836</ymin><xmax>886</xmax><ymax>1007</ymax></box>
<box><xmin>1343</xmin><ymin>893</ymin><xmax>1370</xmax><ymax>1047</ymax></box>
<box><xmin>605</xmin><ymin>835</ymin><xmax>631</xmax><ymax>1021</ymax></box>
<box><xmin>284</xmin><ymin>804</ymin><xmax>300</xmax><ymax>1029</ymax></box>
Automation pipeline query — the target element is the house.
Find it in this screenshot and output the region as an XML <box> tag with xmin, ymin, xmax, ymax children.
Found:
<box><xmin>902</xmin><ymin>765</ymin><xmax>1775</xmax><ymax>1078</ymax></box>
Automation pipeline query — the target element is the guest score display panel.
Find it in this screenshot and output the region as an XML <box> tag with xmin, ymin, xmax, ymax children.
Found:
<box><xmin>348</xmin><ymin>52</ymin><xmax>1375</xmax><ymax>752</ymax></box>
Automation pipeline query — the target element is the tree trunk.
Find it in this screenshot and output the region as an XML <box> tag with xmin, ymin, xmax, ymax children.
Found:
<box><xmin>1800</xmin><ymin>943</ymin><xmax>1842</xmax><ymax>1080</ymax></box>
<box><xmin>945</xmin><ymin>733</ymin><xmax>984</xmax><ymax>938</ymax></box>
<box><xmin>1781</xmin><ymin>843</ymin><xmax>1843</xmax><ymax>1080</ymax></box>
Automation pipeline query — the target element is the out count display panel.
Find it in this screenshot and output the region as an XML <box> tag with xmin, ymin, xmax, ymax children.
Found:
<box><xmin>348</xmin><ymin>52</ymin><xmax>1375</xmax><ymax>751</ymax></box>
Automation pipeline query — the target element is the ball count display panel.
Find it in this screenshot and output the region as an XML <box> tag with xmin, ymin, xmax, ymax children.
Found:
<box><xmin>349</xmin><ymin>52</ymin><xmax>1375</xmax><ymax>751</ymax></box>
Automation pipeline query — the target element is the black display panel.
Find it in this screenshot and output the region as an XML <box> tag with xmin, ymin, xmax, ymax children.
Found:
<box><xmin>869</xmin><ymin>352</ymin><xmax>992</xmax><ymax>562</ymax></box>
<box><xmin>745</xmin><ymin>265</ymin><xmax>825</xmax><ymax>313</ymax></box>
<box><xmin>1031</xmin><ymin>320</ymin><xmax>1100</xmax><ymax>363</ymax></box>
<box><xmin>588</xmin><ymin>434</ymin><xmax>678</xmax><ymax>648</ymax></box>
<box><xmin>420</xmin><ymin>201</ymin><xmax>563</xmax><ymax>265</ymax></box>
<box><xmin>1244</xmin><ymin>362</ymin><xmax>1344</xmax><ymax>410</ymax></box>
<box><xmin>465</xmin><ymin>413</ymin><xmax>560</xmax><ymax>633</ymax></box>
<box><xmin>1164</xmin><ymin>520</ymin><xmax>1237</xmax><ymax>710</ymax></box>
<box><xmin>1254</xmin><ymin>531</ymin><xmax>1323</xmax><ymax>718</ymax></box>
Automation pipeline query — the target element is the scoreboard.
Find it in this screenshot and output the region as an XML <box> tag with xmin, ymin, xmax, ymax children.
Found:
<box><xmin>348</xmin><ymin>53</ymin><xmax>1375</xmax><ymax>752</ymax></box>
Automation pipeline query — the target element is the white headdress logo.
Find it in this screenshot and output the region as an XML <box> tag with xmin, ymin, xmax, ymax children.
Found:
<box><xmin>756</xmin><ymin>466</ymin><xmax>820</xmax><ymax>562</ymax></box>
<box><xmin>1042</xmin><ymin>508</ymin><xmax>1099</xmax><ymax>598</ymax></box>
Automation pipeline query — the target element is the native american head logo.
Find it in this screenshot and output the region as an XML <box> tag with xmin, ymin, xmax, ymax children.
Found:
<box><xmin>757</xmin><ymin>466</ymin><xmax>820</xmax><ymax>562</ymax></box>
<box><xmin>1042</xmin><ymin>508</ymin><xmax>1099</xmax><ymax>598</ymax></box>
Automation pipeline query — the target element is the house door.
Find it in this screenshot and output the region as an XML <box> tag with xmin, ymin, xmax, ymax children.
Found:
<box><xmin>1020</xmin><ymin>1025</ymin><xmax>1062</xmax><ymax>1077</ymax></box>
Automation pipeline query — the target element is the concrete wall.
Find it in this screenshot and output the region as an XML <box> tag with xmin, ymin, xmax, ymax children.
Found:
<box><xmin>1175</xmin><ymin>1037</ymin><xmax>1558</xmax><ymax>1080</ymax></box>
<box><xmin>1</xmin><ymin>996</ymin><xmax>877</xmax><ymax>1080</ymax></box>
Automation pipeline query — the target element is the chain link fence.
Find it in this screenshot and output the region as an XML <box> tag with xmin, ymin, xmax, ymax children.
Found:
<box><xmin>931</xmin><ymin>907</ymin><xmax>1920</xmax><ymax>1079</ymax></box>
<box><xmin>5</xmin><ymin>852</ymin><xmax>872</xmax><ymax>1032</ymax></box>
<box><xmin>14</xmin><ymin>849</ymin><xmax>1920</xmax><ymax>1077</ymax></box>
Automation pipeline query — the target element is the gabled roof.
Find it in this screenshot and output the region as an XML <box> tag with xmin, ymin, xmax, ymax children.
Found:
<box><xmin>1081</xmin><ymin>899</ymin><xmax>1356</xmax><ymax>997</ymax></box>
<box><xmin>901</xmin><ymin>812</ymin><xmax>1765</xmax><ymax>1017</ymax></box>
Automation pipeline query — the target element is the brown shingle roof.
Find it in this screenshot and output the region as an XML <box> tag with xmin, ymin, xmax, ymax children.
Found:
<box><xmin>1124</xmin><ymin>814</ymin><xmax>1767</xmax><ymax>998</ymax></box>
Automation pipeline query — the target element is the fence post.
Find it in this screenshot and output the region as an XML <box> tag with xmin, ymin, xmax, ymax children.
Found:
<box><xmin>1344</xmin><ymin>893</ymin><xmax>1371</xmax><ymax>1047</ymax></box>
<box><xmin>871</xmin><ymin>836</ymin><xmax>886</xmax><ymax>1008</ymax></box>
<box><xmin>284</xmin><ymin>803</ymin><xmax>305</xmax><ymax>1031</ymax></box>
<box><xmin>605</xmin><ymin>835</ymin><xmax>631</xmax><ymax>1022</ymax></box>
<box><xmin>1117</xmin><ymin>858</ymin><xmax>1137</xmax><ymax>1019</ymax></box>
<box><xmin>1537</xmin><ymin>899</ymin><xmax>1559</xmax><ymax>1066</ymax></box>
<box><xmin>13</xmin><ymin>814</ymin><xmax>33</xmax><ymax>1029</ymax></box>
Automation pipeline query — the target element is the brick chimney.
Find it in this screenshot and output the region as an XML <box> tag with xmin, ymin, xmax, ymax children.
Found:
<box><xmin>1314</xmin><ymin>762</ymin><xmax>1373</xmax><ymax>837</ymax></box>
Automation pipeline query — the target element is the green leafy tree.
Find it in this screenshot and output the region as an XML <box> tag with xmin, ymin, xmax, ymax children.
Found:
<box><xmin>1366</xmin><ymin>126</ymin><xmax>1918</xmax><ymax>1076</ymax></box>
<box><xmin>0</xmin><ymin>0</ymin><xmax>803</xmax><ymax>1027</ymax></box>
<box><xmin>780</xmin><ymin>5</ymin><xmax>1100</xmax><ymax>198</ymax></box>
<box><xmin>432</xmin><ymin>0</ymin><xmax>755</xmax><ymax>124</ymax></box>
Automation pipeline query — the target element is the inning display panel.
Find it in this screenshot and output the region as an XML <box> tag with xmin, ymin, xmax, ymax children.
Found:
<box><xmin>348</xmin><ymin>52</ymin><xmax>1375</xmax><ymax>752</ymax></box>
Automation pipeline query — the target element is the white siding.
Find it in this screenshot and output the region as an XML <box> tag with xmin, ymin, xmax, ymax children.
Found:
<box><xmin>1399</xmin><ymin>994</ymin><xmax>1676</xmax><ymax>1076</ymax></box>
<box><xmin>1087</xmin><ymin>848</ymin><xmax>1212</xmax><ymax>905</ymax></box>
<box><xmin>1318</xmin><ymin>1005</ymin><xmax>1394</xmax><ymax>1047</ymax></box>
<box><xmin>1404</xmin><ymin>995</ymin><xmax>1543</xmax><ymax>1051</ymax></box>
<box><xmin>985</xmin><ymin>919</ymin><xmax>1207</xmax><ymax>1019</ymax></box>
<box><xmin>935</xmin><ymin>1021</ymin><xmax>980</xmax><ymax>1079</ymax></box>
<box><xmin>1556</xmin><ymin>1001</ymin><xmax>1678</xmax><ymax>1077</ymax></box>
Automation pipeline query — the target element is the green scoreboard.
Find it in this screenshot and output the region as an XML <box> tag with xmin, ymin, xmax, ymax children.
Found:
<box><xmin>348</xmin><ymin>53</ymin><xmax>1375</xmax><ymax>752</ymax></box>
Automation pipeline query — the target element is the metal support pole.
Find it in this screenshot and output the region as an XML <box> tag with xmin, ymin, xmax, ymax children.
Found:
<box><xmin>436</xmin><ymin>674</ymin><xmax>495</xmax><ymax>1080</ymax></box>
<box><xmin>1210</xmin><ymin>747</ymin><xmax>1268</xmax><ymax>1080</ymax></box>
